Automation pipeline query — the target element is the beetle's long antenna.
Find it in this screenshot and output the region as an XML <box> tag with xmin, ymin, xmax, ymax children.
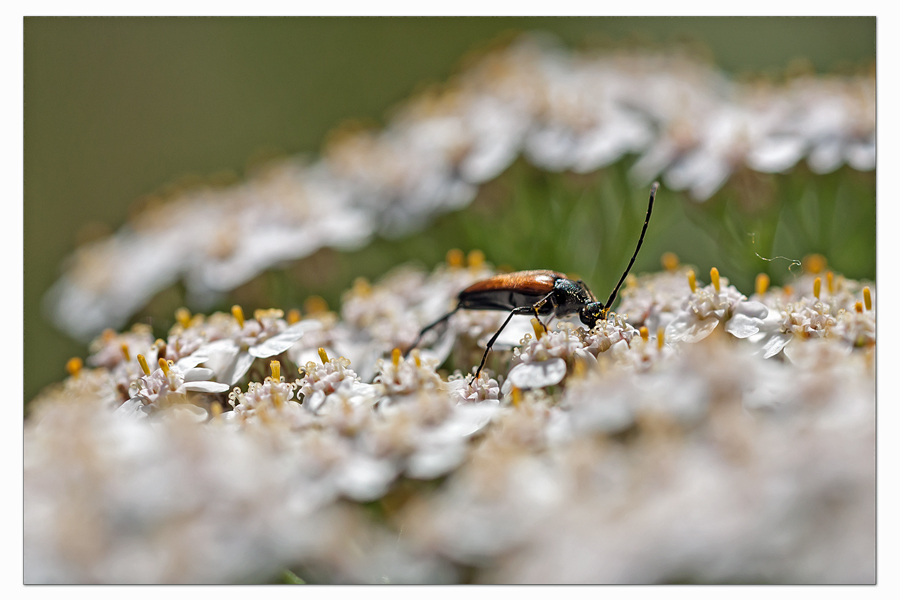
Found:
<box><xmin>602</xmin><ymin>182</ymin><xmax>659</xmax><ymax>312</ymax></box>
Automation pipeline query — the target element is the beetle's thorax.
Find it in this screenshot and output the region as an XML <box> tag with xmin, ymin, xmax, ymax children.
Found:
<box><xmin>552</xmin><ymin>278</ymin><xmax>595</xmax><ymax>317</ymax></box>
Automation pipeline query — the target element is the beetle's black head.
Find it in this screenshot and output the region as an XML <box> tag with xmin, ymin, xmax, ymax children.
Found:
<box><xmin>579</xmin><ymin>302</ymin><xmax>607</xmax><ymax>329</ymax></box>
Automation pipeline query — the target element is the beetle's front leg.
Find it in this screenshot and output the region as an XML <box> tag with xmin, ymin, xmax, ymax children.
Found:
<box><xmin>532</xmin><ymin>292</ymin><xmax>556</xmax><ymax>333</ymax></box>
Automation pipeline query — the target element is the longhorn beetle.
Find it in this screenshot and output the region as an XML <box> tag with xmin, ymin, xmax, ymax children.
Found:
<box><xmin>408</xmin><ymin>182</ymin><xmax>659</xmax><ymax>378</ymax></box>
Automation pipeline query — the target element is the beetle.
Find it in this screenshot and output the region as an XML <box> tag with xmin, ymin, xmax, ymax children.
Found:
<box><xmin>408</xmin><ymin>182</ymin><xmax>659</xmax><ymax>378</ymax></box>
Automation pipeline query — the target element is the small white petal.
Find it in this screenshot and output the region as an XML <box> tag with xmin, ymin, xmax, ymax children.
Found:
<box><xmin>666</xmin><ymin>314</ymin><xmax>719</xmax><ymax>343</ymax></box>
<box><xmin>507</xmin><ymin>358</ymin><xmax>567</xmax><ymax>389</ymax></box>
<box><xmin>762</xmin><ymin>332</ymin><xmax>792</xmax><ymax>359</ymax></box>
<box><xmin>735</xmin><ymin>300</ymin><xmax>769</xmax><ymax>320</ymax></box>
<box><xmin>249</xmin><ymin>329</ymin><xmax>307</xmax><ymax>358</ymax></box>
<box><xmin>175</xmin><ymin>353</ymin><xmax>210</xmax><ymax>370</ymax></box>
<box><xmin>184</xmin><ymin>381</ymin><xmax>231</xmax><ymax>393</ymax></box>
<box><xmin>227</xmin><ymin>352</ymin><xmax>257</xmax><ymax>385</ymax></box>
<box><xmin>183</xmin><ymin>367</ymin><xmax>215</xmax><ymax>382</ymax></box>
<box><xmin>725</xmin><ymin>314</ymin><xmax>763</xmax><ymax>339</ymax></box>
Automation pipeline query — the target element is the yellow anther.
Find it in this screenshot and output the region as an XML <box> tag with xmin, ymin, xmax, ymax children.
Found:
<box><xmin>639</xmin><ymin>326</ymin><xmax>649</xmax><ymax>341</ymax></box>
<box><xmin>270</xmin><ymin>360</ymin><xmax>281</xmax><ymax>381</ymax></box>
<box><xmin>65</xmin><ymin>357</ymin><xmax>83</xmax><ymax>378</ymax></box>
<box><xmin>755</xmin><ymin>273</ymin><xmax>770</xmax><ymax>296</ymax></box>
<box><xmin>812</xmin><ymin>276</ymin><xmax>821</xmax><ymax>299</ymax></box>
<box><xmin>710</xmin><ymin>267</ymin><xmax>720</xmax><ymax>292</ymax></box>
<box><xmin>209</xmin><ymin>401</ymin><xmax>222</xmax><ymax>419</ymax></box>
<box><xmin>231</xmin><ymin>304</ymin><xmax>245</xmax><ymax>329</ymax></box>
<box><xmin>863</xmin><ymin>287</ymin><xmax>872</xmax><ymax>311</ymax></box>
<box><xmin>657</xmin><ymin>327</ymin><xmax>665</xmax><ymax>350</ymax></box>
<box><xmin>137</xmin><ymin>354</ymin><xmax>151</xmax><ymax>375</ymax></box>
<box><xmin>158</xmin><ymin>357</ymin><xmax>170</xmax><ymax>375</ymax></box>
<box><xmin>411</xmin><ymin>348</ymin><xmax>422</xmax><ymax>367</ymax></box>
<box><xmin>855</xmin><ymin>301</ymin><xmax>864</xmax><ymax>313</ymax></box>
<box><xmin>318</xmin><ymin>347</ymin><xmax>330</xmax><ymax>364</ymax></box>
<box><xmin>352</xmin><ymin>277</ymin><xmax>372</xmax><ymax>297</ymax></box>
<box><xmin>826</xmin><ymin>271</ymin><xmax>834</xmax><ymax>294</ymax></box>
<box><xmin>783</xmin><ymin>284</ymin><xmax>794</xmax><ymax>298</ymax></box>
<box><xmin>531</xmin><ymin>317</ymin><xmax>544</xmax><ymax>340</ymax></box>
<box><xmin>803</xmin><ymin>253</ymin><xmax>827</xmax><ymax>275</ymax></box>
<box><xmin>511</xmin><ymin>387</ymin><xmax>522</xmax><ymax>407</ymax></box>
<box><xmin>175</xmin><ymin>307</ymin><xmax>191</xmax><ymax>328</ymax></box>
<box><xmin>120</xmin><ymin>343</ymin><xmax>131</xmax><ymax>362</ymax></box>
<box><xmin>287</xmin><ymin>308</ymin><xmax>301</xmax><ymax>324</ymax></box>
<box><xmin>467</xmin><ymin>249</ymin><xmax>485</xmax><ymax>269</ymax></box>
<box><xmin>625</xmin><ymin>273</ymin><xmax>638</xmax><ymax>289</ymax></box>
<box><xmin>446</xmin><ymin>248</ymin><xmax>465</xmax><ymax>269</ymax></box>
<box><xmin>391</xmin><ymin>348</ymin><xmax>401</xmax><ymax>367</ymax></box>
<box><xmin>304</xmin><ymin>296</ymin><xmax>328</xmax><ymax>315</ymax></box>
<box><xmin>687</xmin><ymin>269</ymin><xmax>697</xmax><ymax>293</ymax></box>
<box><xmin>661</xmin><ymin>251</ymin><xmax>680</xmax><ymax>272</ymax></box>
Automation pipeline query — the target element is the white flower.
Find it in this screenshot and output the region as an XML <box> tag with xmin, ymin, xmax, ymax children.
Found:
<box><xmin>666</xmin><ymin>271</ymin><xmax>768</xmax><ymax>343</ymax></box>
<box><xmin>199</xmin><ymin>308</ymin><xmax>318</xmax><ymax>385</ymax></box>
<box><xmin>128</xmin><ymin>357</ymin><xmax>230</xmax><ymax>411</ymax></box>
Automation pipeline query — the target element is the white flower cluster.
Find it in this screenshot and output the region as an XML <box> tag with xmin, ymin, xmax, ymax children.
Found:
<box><xmin>26</xmin><ymin>255</ymin><xmax>874</xmax><ymax>583</ymax></box>
<box><xmin>43</xmin><ymin>34</ymin><xmax>875</xmax><ymax>341</ymax></box>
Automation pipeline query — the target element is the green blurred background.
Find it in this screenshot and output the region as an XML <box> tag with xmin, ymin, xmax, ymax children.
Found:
<box><xmin>24</xmin><ymin>17</ymin><xmax>875</xmax><ymax>403</ymax></box>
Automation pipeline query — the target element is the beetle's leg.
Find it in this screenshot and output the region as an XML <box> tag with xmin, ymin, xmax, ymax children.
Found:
<box><xmin>531</xmin><ymin>292</ymin><xmax>556</xmax><ymax>333</ymax></box>
<box><xmin>405</xmin><ymin>305</ymin><xmax>461</xmax><ymax>357</ymax></box>
<box><xmin>475</xmin><ymin>306</ymin><xmax>533</xmax><ymax>378</ymax></box>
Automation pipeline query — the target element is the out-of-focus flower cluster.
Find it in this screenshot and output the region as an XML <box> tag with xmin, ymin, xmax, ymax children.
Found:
<box><xmin>44</xmin><ymin>34</ymin><xmax>875</xmax><ymax>341</ymax></box>
<box><xmin>26</xmin><ymin>252</ymin><xmax>875</xmax><ymax>583</ymax></box>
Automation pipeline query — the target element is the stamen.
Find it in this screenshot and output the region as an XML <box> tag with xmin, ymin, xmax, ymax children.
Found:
<box><xmin>625</xmin><ymin>274</ymin><xmax>638</xmax><ymax>289</ymax></box>
<box><xmin>411</xmin><ymin>348</ymin><xmax>422</xmax><ymax>367</ymax></box>
<box><xmin>270</xmin><ymin>360</ymin><xmax>281</xmax><ymax>382</ymax></box>
<box><xmin>287</xmin><ymin>308</ymin><xmax>301</xmax><ymax>324</ymax></box>
<box><xmin>531</xmin><ymin>317</ymin><xmax>544</xmax><ymax>340</ymax></box>
<box><xmin>318</xmin><ymin>347</ymin><xmax>330</xmax><ymax>364</ymax></box>
<box><xmin>661</xmin><ymin>251</ymin><xmax>680</xmax><ymax>272</ymax></box>
<box><xmin>209</xmin><ymin>401</ymin><xmax>222</xmax><ymax>419</ymax></box>
<box><xmin>657</xmin><ymin>327</ymin><xmax>665</xmax><ymax>350</ymax></box>
<box><xmin>391</xmin><ymin>348</ymin><xmax>401</xmax><ymax>367</ymax></box>
<box><xmin>158</xmin><ymin>357</ymin><xmax>170</xmax><ymax>376</ymax></box>
<box><xmin>826</xmin><ymin>271</ymin><xmax>834</xmax><ymax>294</ymax></box>
<box><xmin>639</xmin><ymin>326</ymin><xmax>649</xmax><ymax>341</ymax></box>
<box><xmin>803</xmin><ymin>253</ymin><xmax>827</xmax><ymax>275</ymax></box>
<box><xmin>467</xmin><ymin>249</ymin><xmax>485</xmax><ymax>269</ymax></box>
<box><xmin>710</xmin><ymin>267</ymin><xmax>720</xmax><ymax>292</ymax></box>
<box><xmin>66</xmin><ymin>357</ymin><xmax>83</xmax><ymax>378</ymax></box>
<box><xmin>687</xmin><ymin>269</ymin><xmax>697</xmax><ymax>293</ymax></box>
<box><xmin>120</xmin><ymin>342</ymin><xmax>130</xmax><ymax>362</ymax></box>
<box><xmin>231</xmin><ymin>305</ymin><xmax>245</xmax><ymax>329</ymax></box>
<box><xmin>175</xmin><ymin>307</ymin><xmax>191</xmax><ymax>328</ymax></box>
<box><xmin>137</xmin><ymin>354</ymin><xmax>151</xmax><ymax>375</ymax></box>
<box><xmin>755</xmin><ymin>273</ymin><xmax>770</xmax><ymax>295</ymax></box>
<box><xmin>304</xmin><ymin>296</ymin><xmax>328</xmax><ymax>315</ymax></box>
<box><xmin>863</xmin><ymin>287</ymin><xmax>872</xmax><ymax>311</ymax></box>
<box><xmin>446</xmin><ymin>248</ymin><xmax>464</xmax><ymax>269</ymax></box>
<box><xmin>783</xmin><ymin>284</ymin><xmax>794</xmax><ymax>299</ymax></box>
<box><xmin>855</xmin><ymin>301</ymin><xmax>864</xmax><ymax>313</ymax></box>
<box><xmin>813</xmin><ymin>277</ymin><xmax>822</xmax><ymax>300</ymax></box>
<box><xmin>511</xmin><ymin>386</ymin><xmax>522</xmax><ymax>407</ymax></box>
